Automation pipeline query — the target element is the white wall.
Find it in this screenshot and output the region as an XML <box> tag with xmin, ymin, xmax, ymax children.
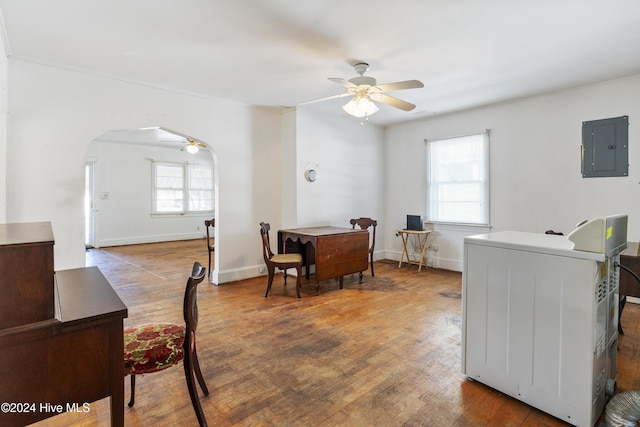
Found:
<box><xmin>385</xmin><ymin>74</ymin><xmax>640</xmax><ymax>271</ymax></box>
<box><xmin>295</xmin><ymin>107</ymin><xmax>386</xmax><ymax>255</ymax></box>
<box><xmin>85</xmin><ymin>140</ymin><xmax>214</xmax><ymax>247</ymax></box>
<box><xmin>5</xmin><ymin>59</ymin><xmax>282</xmax><ymax>284</ymax></box>
<box><xmin>281</xmin><ymin>109</ymin><xmax>298</xmax><ymax>228</ymax></box>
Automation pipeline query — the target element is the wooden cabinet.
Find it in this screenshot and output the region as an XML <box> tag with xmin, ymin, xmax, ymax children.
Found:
<box><xmin>0</xmin><ymin>222</ymin><xmax>54</xmax><ymax>329</ymax></box>
<box><xmin>0</xmin><ymin>222</ymin><xmax>127</xmax><ymax>427</ymax></box>
<box><xmin>620</xmin><ymin>242</ymin><xmax>640</xmax><ymax>297</ymax></box>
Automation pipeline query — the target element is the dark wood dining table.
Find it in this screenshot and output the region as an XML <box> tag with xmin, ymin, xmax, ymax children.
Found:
<box><xmin>278</xmin><ymin>226</ymin><xmax>369</xmax><ymax>294</ymax></box>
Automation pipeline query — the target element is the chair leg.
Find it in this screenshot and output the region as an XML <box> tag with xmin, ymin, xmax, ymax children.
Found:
<box><xmin>192</xmin><ymin>345</ymin><xmax>209</xmax><ymax>396</ymax></box>
<box><xmin>264</xmin><ymin>267</ymin><xmax>275</xmax><ymax>297</ymax></box>
<box><xmin>295</xmin><ymin>265</ymin><xmax>302</xmax><ymax>298</ymax></box>
<box><xmin>283</xmin><ymin>269</ymin><xmax>288</xmax><ymax>285</ymax></box>
<box><xmin>184</xmin><ymin>348</ymin><xmax>209</xmax><ymax>427</ymax></box>
<box><xmin>359</xmin><ymin>271</ymin><xmax>363</xmax><ymax>283</ymax></box>
<box><xmin>128</xmin><ymin>374</ymin><xmax>136</xmax><ymax>408</ymax></box>
<box><xmin>207</xmin><ymin>251</ymin><xmax>212</xmax><ymax>279</ymax></box>
<box><xmin>370</xmin><ymin>251</ymin><xmax>375</xmax><ymax>277</ymax></box>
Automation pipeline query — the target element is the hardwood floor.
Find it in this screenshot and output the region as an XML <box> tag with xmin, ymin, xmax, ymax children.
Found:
<box><xmin>32</xmin><ymin>239</ymin><xmax>640</xmax><ymax>426</ymax></box>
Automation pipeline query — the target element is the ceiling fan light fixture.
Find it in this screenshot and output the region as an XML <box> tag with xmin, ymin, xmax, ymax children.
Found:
<box><xmin>186</xmin><ymin>141</ymin><xmax>200</xmax><ymax>154</ymax></box>
<box><xmin>342</xmin><ymin>96</ymin><xmax>379</xmax><ymax>118</ymax></box>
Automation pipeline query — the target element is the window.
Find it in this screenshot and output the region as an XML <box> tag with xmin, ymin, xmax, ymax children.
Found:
<box><xmin>153</xmin><ymin>162</ymin><xmax>213</xmax><ymax>214</ymax></box>
<box><xmin>426</xmin><ymin>131</ymin><xmax>489</xmax><ymax>225</ymax></box>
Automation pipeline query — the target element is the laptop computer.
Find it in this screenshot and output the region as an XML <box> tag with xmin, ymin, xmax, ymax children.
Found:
<box><xmin>406</xmin><ymin>215</ymin><xmax>423</xmax><ymax>231</ymax></box>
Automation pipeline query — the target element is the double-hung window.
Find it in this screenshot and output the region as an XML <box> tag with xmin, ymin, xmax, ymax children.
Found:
<box><xmin>425</xmin><ymin>131</ymin><xmax>490</xmax><ymax>225</ymax></box>
<box><xmin>153</xmin><ymin>162</ymin><xmax>213</xmax><ymax>214</ymax></box>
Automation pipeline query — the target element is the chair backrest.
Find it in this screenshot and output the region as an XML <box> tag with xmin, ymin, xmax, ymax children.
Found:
<box><xmin>204</xmin><ymin>219</ymin><xmax>215</xmax><ymax>251</ymax></box>
<box><xmin>350</xmin><ymin>217</ymin><xmax>377</xmax><ymax>251</ymax></box>
<box><xmin>183</xmin><ymin>262</ymin><xmax>206</xmax><ymax>336</ymax></box>
<box><xmin>259</xmin><ymin>222</ymin><xmax>275</xmax><ymax>263</ymax></box>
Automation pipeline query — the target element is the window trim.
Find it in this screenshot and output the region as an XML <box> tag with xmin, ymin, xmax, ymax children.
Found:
<box><xmin>425</xmin><ymin>130</ymin><xmax>490</xmax><ymax>226</ymax></box>
<box><xmin>152</xmin><ymin>161</ymin><xmax>214</xmax><ymax>215</ymax></box>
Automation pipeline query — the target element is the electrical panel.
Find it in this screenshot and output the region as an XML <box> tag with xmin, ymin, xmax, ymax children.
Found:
<box><xmin>581</xmin><ymin>116</ymin><xmax>628</xmax><ymax>178</ymax></box>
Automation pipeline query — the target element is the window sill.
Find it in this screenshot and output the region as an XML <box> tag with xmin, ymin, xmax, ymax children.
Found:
<box><xmin>151</xmin><ymin>211</ymin><xmax>214</xmax><ymax>218</ymax></box>
<box><xmin>426</xmin><ymin>222</ymin><xmax>492</xmax><ymax>233</ymax></box>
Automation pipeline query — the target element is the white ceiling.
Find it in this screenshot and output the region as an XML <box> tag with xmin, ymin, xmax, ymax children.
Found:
<box><xmin>2</xmin><ymin>0</ymin><xmax>640</xmax><ymax>128</ymax></box>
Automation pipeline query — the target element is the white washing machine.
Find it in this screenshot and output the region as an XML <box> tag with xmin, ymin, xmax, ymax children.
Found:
<box><xmin>462</xmin><ymin>215</ymin><xmax>627</xmax><ymax>427</ymax></box>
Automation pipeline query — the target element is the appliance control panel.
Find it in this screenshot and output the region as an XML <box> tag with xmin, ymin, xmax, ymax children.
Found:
<box><xmin>567</xmin><ymin>214</ymin><xmax>627</xmax><ymax>256</ymax></box>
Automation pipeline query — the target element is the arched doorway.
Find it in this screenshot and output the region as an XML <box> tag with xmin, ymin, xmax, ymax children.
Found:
<box><xmin>84</xmin><ymin>127</ymin><xmax>219</xmax><ymax>282</ymax></box>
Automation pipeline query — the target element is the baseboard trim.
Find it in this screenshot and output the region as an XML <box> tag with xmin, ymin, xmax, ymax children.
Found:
<box><xmin>97</xmin><ymin>233</ymin><xmax>204</xmax><ymax>247</ymax></box>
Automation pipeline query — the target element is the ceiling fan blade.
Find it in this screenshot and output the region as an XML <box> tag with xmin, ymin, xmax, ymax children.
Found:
<box><xmin>372</xmin><ymin>93</ymin><xmax>416</xmax><ymax>111</ymax></box>
<box><xmin>375</xmin><ymin>80</ymin><xmax>424</xmax><ymax>92</ymax></box>
<box><xmin>299</xmin><ymin>92</ymin><xmax>352</xmax><ymax>106</ymax></box>
<box><xmin>186</xmin><ymin>139</ymin><xmax>207</xmax><ymax>148</ymax></box>
<box><xmin>328</xmin><ymin>77</ymin><xmax>358</xmax><ymax>88</ymax></box>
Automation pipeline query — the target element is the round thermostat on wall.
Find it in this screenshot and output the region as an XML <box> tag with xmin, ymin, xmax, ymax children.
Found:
<box><xmin>304</xmin><ymin>169</ymin><xmax>317</xmax><ymax>182</ymax></box>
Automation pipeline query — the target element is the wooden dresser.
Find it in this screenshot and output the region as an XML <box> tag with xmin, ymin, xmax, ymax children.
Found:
<box><xmin>0</xmin><ymin>222</ymin><xmax>127</xmax><ymax>427</ymax></box>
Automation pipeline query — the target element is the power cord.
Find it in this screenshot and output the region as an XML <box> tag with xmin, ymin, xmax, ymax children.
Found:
<box><xmin>616</xmin><ymin>261</ymin><xmax>640</xmax><ymax>285</ymax></box>
<box><xmin>614</xmin><ymin>261</ymin><xmax>640</xmax><ymax>336</ymax></box>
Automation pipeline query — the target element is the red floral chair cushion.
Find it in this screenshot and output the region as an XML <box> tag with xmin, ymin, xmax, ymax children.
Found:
<box><xmin>124</xmin><ymin>323</ymin><xmax>186</xmax><ymax>376</ymax></box>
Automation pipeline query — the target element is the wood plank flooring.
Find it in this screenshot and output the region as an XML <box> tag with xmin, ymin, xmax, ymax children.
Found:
<box><xmin>31</xmin><ymin>239</ymin><xmax>640</xmax><ymax>426</ymax></box>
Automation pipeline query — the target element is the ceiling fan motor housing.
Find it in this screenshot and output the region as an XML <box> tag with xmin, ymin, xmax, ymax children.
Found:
<box><xmin>353</xmin><ymin>62</ymin><xmax>369</xmax><ymax>74</ymax></box>
<box><xmin>349</xmin><ymin>76</ymin><xmax>376</xmax><ymax>87</ymax></box>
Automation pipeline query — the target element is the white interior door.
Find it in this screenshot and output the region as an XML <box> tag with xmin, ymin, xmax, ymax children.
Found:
<box><xmin>84</xmin><ymin>161</ymin><xmax>95</xmax><ymax>248</ymax></box>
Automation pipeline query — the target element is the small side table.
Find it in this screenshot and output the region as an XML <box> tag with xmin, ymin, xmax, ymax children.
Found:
<box><xmin>396</xmin><ymin>229</ymin><xmax>431</xmax><ymax>271</ymax></box>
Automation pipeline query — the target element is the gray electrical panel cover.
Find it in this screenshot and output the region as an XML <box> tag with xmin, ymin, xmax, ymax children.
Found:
<box><xmin>581</xmin><ymin>116</ymin><xmax>628</xmax><ymax>178</ymax></box>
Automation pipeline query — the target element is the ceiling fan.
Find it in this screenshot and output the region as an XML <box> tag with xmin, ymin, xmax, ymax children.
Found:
<box><xmin>182</xmin><ymin>139</ymin><xmax>207</xmax><ymax>154</ymax></box>
<box><xmin>302</xmin><ymin>63</ymin><xmax>424</xmax><ymax>122</ymax></box>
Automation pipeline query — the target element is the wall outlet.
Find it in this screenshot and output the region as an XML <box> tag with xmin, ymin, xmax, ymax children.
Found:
<box><xmin>259</xmin><ymin>267</ymin><xmax>265</xmax><ymax>273</ymax></box>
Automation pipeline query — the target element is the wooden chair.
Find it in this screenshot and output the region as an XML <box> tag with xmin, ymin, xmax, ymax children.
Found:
<box><xmin>124</xmin><ymin>262</ymin><xmax>210</xmax><ymax>427</ymax></box>
<box><xmin>350</xmin><ymin>217</ymin><xmax>378</xmax><ymax>279</ymax></box>
<box><xmin>259</xmin><ymin>222</ymin><xmax>303</xmax><ymax>298</ymax></box>
<box><xmin>204</xmin><ymin>218</ymin><xmax>215</xmax><ymax>278</ymax></box>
